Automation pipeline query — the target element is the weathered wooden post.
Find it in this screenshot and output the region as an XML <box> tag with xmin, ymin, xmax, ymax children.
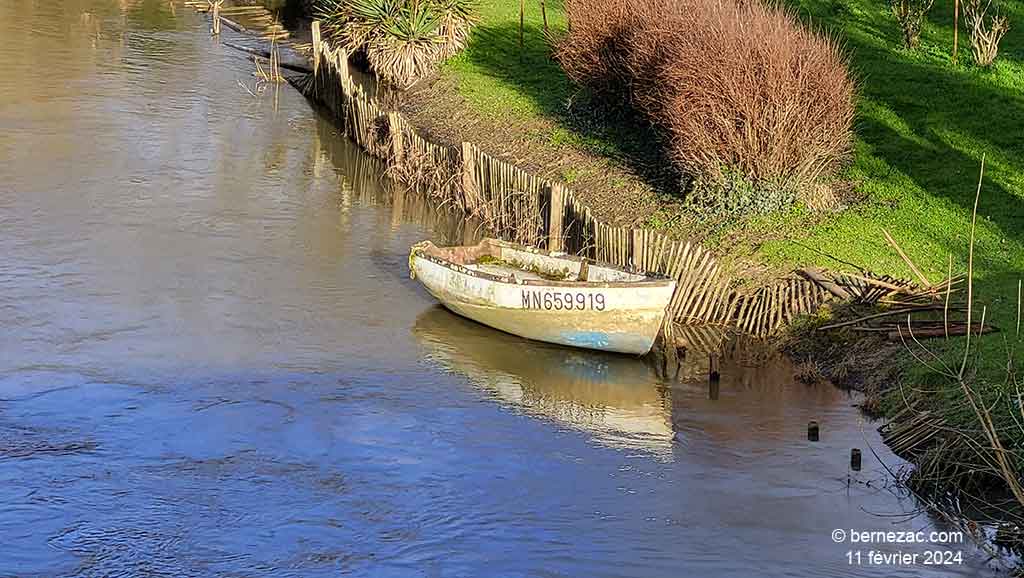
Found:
<box><xmin>311</xmin><ymin>20</ymin><xmax>321</xmax><ymax>75</ymax></box>
<box><xmin>461</xmin><ymin>142</ymin><xmax>479</xmax><ymax>213</ymax></box>
<box><xmin>808</xmin><ymin>421</ymin><xmax>820</xmax><ymax>442</ymax></box>
<box><xmin>388</xmin><ymin>112</ymin><xmax>404</xmax><ymax>167</ymax></box>
<box><xmin>548</xmin><ymin>183</ymin><xmax>565</xmax><ymax>252</ymax></box>
<box><xmin>708</xmin><ymin>352</ymin><xmax>721</xmax><ymax>400</ymax></box>
<box><xmin>336</xmin><ymin>49</ymin><xmax>350</xmax><ymax>97</ymax></box>
<box><xmin>953</xmin><ymin>0</ymin><xmax>960</xmax><ymax>62</ymax></box>
<box><xmin>850</xmin><ymin>448</ymin><xmax>862</xmax><ymax>471</ymax></box>
<box><xmin>518</xmin><ymin>0</ymin><xmax>525</xmax><ymax>60</ymax></box>
<box><xmin>632</xmin><ymin>229</ymin><xmax>643</xmax><ymax>270</ymax></box>
<box><xmin>212</xmin><ymin>0</ymin><xmax>221</xmax><ymax>35</ymax></box>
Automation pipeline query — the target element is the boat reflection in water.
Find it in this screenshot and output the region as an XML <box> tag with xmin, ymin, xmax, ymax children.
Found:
<box><xmin>413</xmin><ymin>306</ymin><xmax>676</xmax><ymax>457</ymax></box>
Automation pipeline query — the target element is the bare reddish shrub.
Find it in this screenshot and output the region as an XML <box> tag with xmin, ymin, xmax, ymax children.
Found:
<box><xmin>556</xmin><ymin>0</ymin><xmax>856</xmax><ymax>209</ymax></box>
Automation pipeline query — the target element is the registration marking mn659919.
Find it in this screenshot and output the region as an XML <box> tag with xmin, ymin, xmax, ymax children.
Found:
<box><xmin>521</xmin><ymin>290</ymin><xmax>606</xmax><ymax>311</ymax></box>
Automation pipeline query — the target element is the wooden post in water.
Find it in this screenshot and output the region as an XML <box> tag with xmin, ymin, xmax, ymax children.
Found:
<box><xmin>708</xmin><ymin>352</ymin><xmax>720</xmax><ymax>400</ymax></box>
<box><xmin>212</xmin><ymin>0</ymin><xmax>221</xmax><ymax>35</ymax></box>
<box><xmin>311</xmin><ymin>20</ymin><xmax>321</xmax><ymax>75</ymax></box>
<box><xmin>850</xmin><ymin>448</ymin><xmax>862</xmax><ymax>471</ymax></box>
<box><xmin>808</xmin><ymin>421</ymin><xmax>820</xmax><ymax>442</ymax></box>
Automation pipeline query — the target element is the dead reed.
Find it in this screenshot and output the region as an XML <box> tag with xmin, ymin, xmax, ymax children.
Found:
<box><xmin>885</xmin><ymin>159</ymin><xmax>1024</xmax><ymax>530</ymax></box>
<box><xmin>254</xmin><ymin>34</ymin><xmax>285</xmax><ymax>83</ymax></box>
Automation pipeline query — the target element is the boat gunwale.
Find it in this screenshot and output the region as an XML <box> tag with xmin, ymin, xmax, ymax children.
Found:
<box><xmin>412</xmin><ymin>239</ymin><xmax>676</xmax><ymax>290</ymax></box>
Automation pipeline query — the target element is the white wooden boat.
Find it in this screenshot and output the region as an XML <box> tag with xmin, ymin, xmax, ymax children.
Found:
<box><xmin>409</xmin><ymin>239</ymin><xmax>676</xmax><ymax>355</ymax></box>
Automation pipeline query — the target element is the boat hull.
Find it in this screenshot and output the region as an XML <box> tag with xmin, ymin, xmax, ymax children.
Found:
<box><xmin>411</xmin><ymin>255</ymin><xmax>674</xmax><ymax>355</ymax></box>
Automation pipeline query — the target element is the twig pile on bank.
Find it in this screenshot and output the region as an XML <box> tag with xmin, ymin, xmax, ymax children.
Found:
<box><xmin>555</xmin><ymin>0</ymin><xmax>856</xmax><ymax>212</ymax></box>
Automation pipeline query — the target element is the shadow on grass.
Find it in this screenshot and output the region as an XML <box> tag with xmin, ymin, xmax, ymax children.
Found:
<box><xmin>459</xmin><ymin>21</ymin><xmax>684</xmax><ymax>197</ymax></box>
<box><xmin>817</xmin><ymin>1</ymin><xmax>1024</xmax><ymax>315</ymax></box>
<box><xmin>847</xmin><ymin>32</ymin><xmax>1023</xmax><ymax>235</ymax></box>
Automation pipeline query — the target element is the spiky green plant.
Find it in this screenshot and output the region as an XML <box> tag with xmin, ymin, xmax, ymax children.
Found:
<box><xmin>434</xmin><ymin>0</ymin><xmax>474</xmax><ymax>58</ymax></box>
<box><xmin>316</xmin><ymin>0</ymin><xmax>474</xmax><ymax>88</ymax></box>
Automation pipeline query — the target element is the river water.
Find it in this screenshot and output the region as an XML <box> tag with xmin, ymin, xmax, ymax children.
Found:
<box><xmin>0</xmin><ymin>2</ymin><xmax>1002</xmax><ymax>576</ymax></box>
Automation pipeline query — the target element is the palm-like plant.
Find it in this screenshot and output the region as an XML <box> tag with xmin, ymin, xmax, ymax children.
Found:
<box><xmin>435</xmin><ymin>0</ymin><xmax>474</xmax><ymax>58</ymax></box>
<box><xmin>316</xmin><ymin>0</ymin><xmax>474</xmax><ymax>88</ymax></box>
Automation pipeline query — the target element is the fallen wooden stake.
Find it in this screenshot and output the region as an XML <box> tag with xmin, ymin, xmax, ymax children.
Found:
<box><xmin>218</xmin><ymin>16</ymin><xmax>247</xmax><ymax>34</ymax></box>
<box><xmin>222</xmin><ymin>41</ymin><xmax>312</xmax><ymax>73</ymax></box>
<box><xmin>219</xmin><ymin>6</ymin><xmax>267</xmax><ymax>14</ymax></box>
<box><xmin>816</xmin><ymin>306</ymin><xmax>950</xmax><ymax>331</ymax></box>
<box><xmin>797</xmin><ymin>268</ymin><xmax>853</xmax><ymax>300</ymax></box>
<box><xmin>888</xmin><ymin>323</ymin><xmax>997</xmax><ymax>340</ymax></box>
<box><xmin>883</xmin><ymin>228</ymin><xmax>933</xmax><ymax>288</ymax></box>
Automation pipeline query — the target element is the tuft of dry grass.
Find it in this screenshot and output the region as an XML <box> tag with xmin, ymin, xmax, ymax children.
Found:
<box><xmin>555</xmin><ymin>0</ymin><xmax>856</xmax><ymax>210</ymax></box>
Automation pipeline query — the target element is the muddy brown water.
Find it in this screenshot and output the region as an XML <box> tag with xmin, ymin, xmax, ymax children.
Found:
<box><xmin>0</xmin><ymin>2</ymin><xmax>1004</xmax><ymax>576</ymax></box>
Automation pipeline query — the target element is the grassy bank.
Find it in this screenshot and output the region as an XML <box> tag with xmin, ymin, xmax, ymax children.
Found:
<box><xmin>424</xmin><ymin>2</ymin><xmax>1021</xmax><ymax>385</ymax></box>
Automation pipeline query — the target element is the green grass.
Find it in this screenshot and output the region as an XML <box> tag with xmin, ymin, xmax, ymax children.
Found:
<box><xmin>442</xmin><ymin>1</ymin><xmax>571</xmax><ymax>120</ymax></box>
<box><xmin>438</xmin><ymin>0</ymin><xmax>1024</xmax><ymax>403</ymax></box>
<box><xmin>765</xmin><ymin>0</ymin><xmax>1024</xmax><ymax>415</ymax></box>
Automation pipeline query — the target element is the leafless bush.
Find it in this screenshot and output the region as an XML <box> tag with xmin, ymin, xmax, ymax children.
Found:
<box><xmin>964</xmin><ymin>0</ymin><xmax>1011</xmax><ymax>66</ymax></box>
<box><xmin>891</xmin><ymin>0</ymin><xmax>935</xmax><ymax>49</ymax></box>
<box><xmin>555</xmin><ymin>0</ymin><xmax>856</xmax><ymax>211</ymax></box>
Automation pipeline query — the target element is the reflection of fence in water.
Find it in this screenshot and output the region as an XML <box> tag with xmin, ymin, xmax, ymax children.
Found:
<box><xmin>297</xmin><ymin>28</ymin><xmax>843</xmax><ymax>337</ymax></box>
<box><xmin>312</xmin><ymin>115</ymin><xmax>485</xmax><ymax>248</ymax></box>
